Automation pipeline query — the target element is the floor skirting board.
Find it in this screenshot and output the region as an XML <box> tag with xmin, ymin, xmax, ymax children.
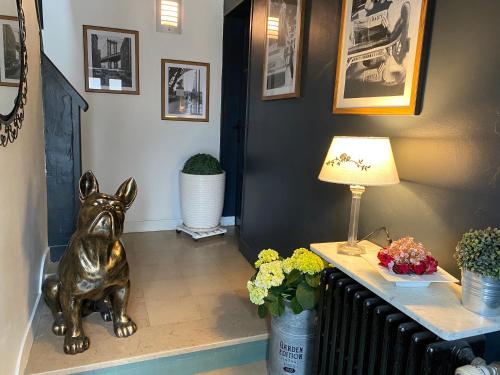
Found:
<box><xmin>16</xmin><ymin>246</ymin><xmax>50</xmax><ymax>375</ymax></box>
<box><xmin>124</xmin><ymin>217</ymin><xmax>236</xmax><ymax>233</ymax></box>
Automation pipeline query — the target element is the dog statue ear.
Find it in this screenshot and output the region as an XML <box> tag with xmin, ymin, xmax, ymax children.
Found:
<box><xmin>79</xmin><ymin>171</ymin><xmax>99</xmax><ymax>202</ymax></box>
<box><xmin>115</xmin><ymin>178</ymin><xmax>137</xmax><ymax>210</ymax></box>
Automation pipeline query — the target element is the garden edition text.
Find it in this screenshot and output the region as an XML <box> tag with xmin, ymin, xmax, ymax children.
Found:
<box><xmin>280</xmin><ymin>340</ymin><xmax>304</xmax><ymax>364</ymax></box>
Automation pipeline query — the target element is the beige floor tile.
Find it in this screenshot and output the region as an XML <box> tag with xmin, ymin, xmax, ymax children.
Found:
<box><xmin>226</xmin><ymin>268</ymin><xmax>255</xmax><ymax>290</ymax></box>
<box><xmin>134</xmin><ymin>261</ymin><xmax>183</xmax><ymax>282</ymax></box>
<box><xmin>25</xmin><ymin>229</ymin><xmax>269</xmax><ymax>375</ymax></box>
<box><xmin>175</xmin><ymin>248</ymin><xmax>225</xmax><ymax>264</ymax></box>
<box><xmin>217</xmin><ymin>258</ymin><xmax>255</xmax><ymax>277</ymax></box>
<box><xmin>146</xmin><ymin>295</ymin><xmax>202</xmax><ymax>326</ymax></box>
<box><xmin>178</xmin><ymin>257</ymin><xmax>225</xmax><ymax>277</ymax></box>
<box><xmin>195</xmin><ymin>291</ymin><xmax>253</xmax><ymax>317</ymax></box>
<box><xmin>127</xmin><ymin>300</ymin><xmax>150</xmax><ymax>327</ymax></box>
<box><xmin>129</xmin><ymin>279</ymin><xmax>145</xmax><ymax>301</ymax></box>
<box><xmin>185</xmin><ymin>274</ymin><xmax>237</xmax><ymax>296</ymax></box>
<box><xmin>130</xmin><ymin>248</ymin><xmax>184</xmax><ymax>267</ymax></box>
<box><xmin>142</xmin><ymin>277</ymin><xmax>190</xmax><ymax>302</ymax></box>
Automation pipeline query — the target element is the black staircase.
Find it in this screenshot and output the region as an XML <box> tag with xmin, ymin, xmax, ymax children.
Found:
<box><xmin>41</xmin><ymin>52</ymin><xmax>88</xmax><ymax>261</ymax></box>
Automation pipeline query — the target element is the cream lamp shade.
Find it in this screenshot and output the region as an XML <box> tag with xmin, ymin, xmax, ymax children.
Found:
<box><xmin>318</xmin><ymin>136</ymin><xmax>399</xmax><ymax>256</ymax></box>
<box><xmin>319</xmin><ymin>137</ymin><xmax>400</xmax><ymax>186</ymax></box>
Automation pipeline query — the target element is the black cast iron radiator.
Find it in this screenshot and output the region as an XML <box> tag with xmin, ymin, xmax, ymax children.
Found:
<box><xmin>313</xmin><ymin>269</ymin><xmax>486</xmax><ymax>375</ymax></box>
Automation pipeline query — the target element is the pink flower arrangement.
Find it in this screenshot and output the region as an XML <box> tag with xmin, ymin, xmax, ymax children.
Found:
<box><xmin>377</xmin><ymin>237</ymin><xmax>438</xmax><ymax>275</ymax></box>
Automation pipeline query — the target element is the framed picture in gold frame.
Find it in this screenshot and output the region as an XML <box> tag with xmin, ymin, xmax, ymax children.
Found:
<box><xmin>333</xmin><ymin>0</ymin><xmax>429</xmax><ymax>115</ymax></box>
<box><xmin>83</xmin><ymin>25</ymin><xmax>140</xmax><ymax>95</ymax></box>
<box><xmin>161</xmin><ymin>59</ymin><xmax>210</xmax><ymax>122</ymax></box>
<box><xmin>262</xmin><ymin>0</ymin><xmax>305</xmax><ymax>100</ymax></box>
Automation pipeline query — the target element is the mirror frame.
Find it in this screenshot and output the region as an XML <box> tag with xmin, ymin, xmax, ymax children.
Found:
<box><xmin>0</xmin><ymin>0</ymin><xmax>27</xmax><ymax>147</ymax></box>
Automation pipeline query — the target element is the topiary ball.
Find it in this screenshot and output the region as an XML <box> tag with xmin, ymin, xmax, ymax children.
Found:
<box><xmin>455</xmin><ymin>227</ymin><xmax>500</xmax><ymax>279</ymax></box>
<box><xmin>182</xmin><ymin>153</ymin><xmax>223</xmax><ymax>175</ymax></box>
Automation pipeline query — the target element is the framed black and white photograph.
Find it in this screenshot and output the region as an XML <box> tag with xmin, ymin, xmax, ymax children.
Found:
<box><xmin>333</xmin><ymin>0</ymin><xmax>429</xmax><ymax>115</ymax></box>
<box><xmin>161</xmin><ymin>59</ymin><xmax>209</xmax><ymax>122</ymax></box>
<box><xmin>262</xmin><ymin>0</ymin><xmax>305</xmax><ymax>100</ymax></box>
<box><xmin>0</xmin><ymin>15</ymin><xmax>20</xmax><ymax>87</ymax></box>
<box><xmin>83</xmin><ymin>25</ymin><xmax>139</xmax><ymax>94</ymax></box>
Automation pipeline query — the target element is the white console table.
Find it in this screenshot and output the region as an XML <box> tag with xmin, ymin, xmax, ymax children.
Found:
<box><xmin>310</xmin><ymin>240</ymin><xmax>500</xmax><ymax>341</ymax></box>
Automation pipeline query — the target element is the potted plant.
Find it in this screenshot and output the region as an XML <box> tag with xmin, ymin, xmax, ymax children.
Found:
<box><xmin>455</xmin><ymin>227</ymin><xmax>500</xmax><ymax>317</ymax></box>
<box><xmin>247</xmin><ymin>248</ymin><xmax>329</xmax><ymax>375</ymax></box>
<box><xmin>179</xmin><ymin>154</ymin><xmax>225</xmax><ymax>231</ymax></box>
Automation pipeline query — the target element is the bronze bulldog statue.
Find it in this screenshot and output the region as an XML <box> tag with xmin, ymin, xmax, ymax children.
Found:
<box><xmin>42</xmin><ymin>171</ymin><xmax>138</xmax><ymax>354</ymax></box>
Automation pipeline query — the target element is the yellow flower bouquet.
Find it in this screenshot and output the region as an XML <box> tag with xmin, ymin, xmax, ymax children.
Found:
<box><xmin>247</xmin><ymin>248</ymin><xmax>329</xmax><ymax>318</ymax></box>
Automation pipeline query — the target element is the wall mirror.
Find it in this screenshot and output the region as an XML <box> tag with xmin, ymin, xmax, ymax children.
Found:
<box><xmin>0</xmin><ymin>0</ymin><xmax>27</xmax><ymax>147</ymax></box>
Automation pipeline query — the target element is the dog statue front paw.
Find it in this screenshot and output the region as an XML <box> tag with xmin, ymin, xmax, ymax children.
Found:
<box><xmin>114</xmin><ymin>318</ymin><xmax>137</xmax><ymax>338</ymax></box>
<box><xmin>64</xmin><ymin>335</ymin><xmax>90</xmax><ymax>354</ymax></box>
<box><xmin>52</xmin><ymin>313</ymin><xmax>67</xmax><ymax>336</ymax></box>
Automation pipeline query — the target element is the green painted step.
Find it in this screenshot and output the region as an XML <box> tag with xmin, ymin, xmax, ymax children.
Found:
<box><xmin>78</xmin><ymin>340</ymin><xmax>268</xmax><ymax>375</ymax></box>
<box><xmin>197</xmin><ymin>361</ymin><xmax>267</xmax><ymax>374</ymax></box>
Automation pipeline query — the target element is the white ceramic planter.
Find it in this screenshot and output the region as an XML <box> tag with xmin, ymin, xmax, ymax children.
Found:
<box><xmin>179</xmin><ymin>171</ymin><xmax>225</xmax><ymax>231</ymax></box>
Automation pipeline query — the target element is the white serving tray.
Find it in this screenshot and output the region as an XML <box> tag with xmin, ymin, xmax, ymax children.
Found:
<box><xmin>176</xmin><ymin>224</ymin><xmax>227</xmax><ymax>240</ymax></box>
<box><xmin>360</xmin><ymin>252</ymin><xmax>459</xmax><ymax>287</ymax></box>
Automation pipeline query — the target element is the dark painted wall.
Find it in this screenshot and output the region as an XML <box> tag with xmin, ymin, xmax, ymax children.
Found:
<box><xmin>240</xmin><ymin>0</ymin><xmax>500</xmax><ymax>358</ymax></box>
<box><xmin>240</xmin><ymin>0</ymin><xmax>500</xmax><ymax>279</ymax></box>
<box><xmin>220</xmin><ymin>2</ymin><xmax>250</xmax><ymax>218</ymax></box>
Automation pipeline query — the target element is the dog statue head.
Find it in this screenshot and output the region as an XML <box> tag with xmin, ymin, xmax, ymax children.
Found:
<box><xmin>77</xmin><ymin>171</ymin><xmax>137</xmax><ymax>241</ymax></box>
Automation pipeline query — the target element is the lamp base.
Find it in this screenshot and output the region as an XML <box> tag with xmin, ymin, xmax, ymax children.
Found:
<box><xmin>338</xmin><ymin>241</ymin><xmax>365</xmax><ymax>256</ymax></box>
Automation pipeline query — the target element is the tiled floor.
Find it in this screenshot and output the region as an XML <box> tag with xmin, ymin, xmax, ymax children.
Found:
<box><xmin>25</xmin><ymin>229</ymin><xmax>268</xmax><ymax>375</ymax></box>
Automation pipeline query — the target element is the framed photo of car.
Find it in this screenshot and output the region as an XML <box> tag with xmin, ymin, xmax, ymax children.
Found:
<box><xmin>262</xmin><ymin>0</ymin><xmax>305</xmax><ymax>100</ymax></box>
<box><xmin>161</xmin><ymin>59</ymin><xmax>210</xmax><ymax>122</ymax></box>
<box><xmin>333</xmin><ymin>0</ymin><xmax>429</xmax><ymax>115</ymax></box>
<box><xmin>83</xmin><ymin>25</ymin><xmax>140</xmax><ymax>94</ymax></box>
<box><xmin>0</xmin><ymin>15</ymin><xmax>20</xmax><ymax>87</ymax></box>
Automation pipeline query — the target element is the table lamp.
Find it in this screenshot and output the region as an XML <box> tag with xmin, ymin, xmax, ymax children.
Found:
<box><xmin>319</xmin><ymin>137</ymin><xmax>400</xmax><ymax>255</ymax></box>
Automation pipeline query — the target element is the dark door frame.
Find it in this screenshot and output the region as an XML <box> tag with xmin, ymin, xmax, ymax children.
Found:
<box><xmin>220</xmin><ymin>0</ymin><xmax>254</xmax><ymax>230</ymax></box>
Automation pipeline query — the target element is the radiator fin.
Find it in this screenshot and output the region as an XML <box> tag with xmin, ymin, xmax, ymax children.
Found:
<box><xmin>313</xmin><ymin>269</ymin><xmax>485</xmax><ymax>375</ymax></box>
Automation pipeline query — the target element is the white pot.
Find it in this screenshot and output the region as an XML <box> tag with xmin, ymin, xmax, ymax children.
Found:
<box><xmin>179</xmin><ymin>171</ymin><xmax>225</xmax><ymax>231</ymax></box>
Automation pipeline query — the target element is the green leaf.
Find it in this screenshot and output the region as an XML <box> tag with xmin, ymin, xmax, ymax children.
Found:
<box><xmin>267</xmin><ymin>300</ymin><xmax>280</xmax><ymax>317</ymax></box>
<box><xmin>290</xmin><ymin>297</ymin><xmax>304</xmax><ymax>314</ymax></box>
<box><xmin>273</xmin><ymin>285</ymin><xmax>286</xmax><ymax>294</ymax></box>
<box><xmin>286</xmin><ymin>269</ymin><xmax>302</xmax><ymax>286</ymax></box>
<box><xmin>277</xmin><ymin>296</ymin><xmax>285</xmax><ymax>317</ymax></box>
<box><xmin>296</xmin><ymin>282</ymin><xmax>319</xmax><ymax>310</ymax></box>
<box><xmin>258</xmin><ymin>304</ymin><xmax>268</xmax><ymax>319</ymax></box>
<box><xmin>265</xmin><ymin>294</ymin><xmax>278</xmax><ymax>303</ymax></box>
<box><xmin>305</xmin><ymin>274</ymin><xmax>320</xmax><ymax>288</ymax></box>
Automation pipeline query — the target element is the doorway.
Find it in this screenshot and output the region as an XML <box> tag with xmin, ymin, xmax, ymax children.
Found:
<box><xmin>220</xmin><ymin>0</ymin><xmax>251</xmax><ymax>228</ymax></box>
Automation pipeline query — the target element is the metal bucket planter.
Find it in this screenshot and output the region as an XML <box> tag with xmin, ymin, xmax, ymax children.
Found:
<box><xmin>268</xmin><ymin>305</ymin><xmax>317</xmax><ymax>375</ymax></box>
<box><xmin>461</xmin><ymin>269</ymin><xmax>500</xmax><ymax>317</ymax></box>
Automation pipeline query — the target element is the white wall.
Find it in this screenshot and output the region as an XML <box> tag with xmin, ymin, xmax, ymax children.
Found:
<box><xmin>0</xmin><ymin>0</ymin><xmax>48</xmax><ymax>373</ymax></box>
<box><xmin>42</xmin><ymin>0</ymin><xmax>224</xmax><ymax>232</ymax></box>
